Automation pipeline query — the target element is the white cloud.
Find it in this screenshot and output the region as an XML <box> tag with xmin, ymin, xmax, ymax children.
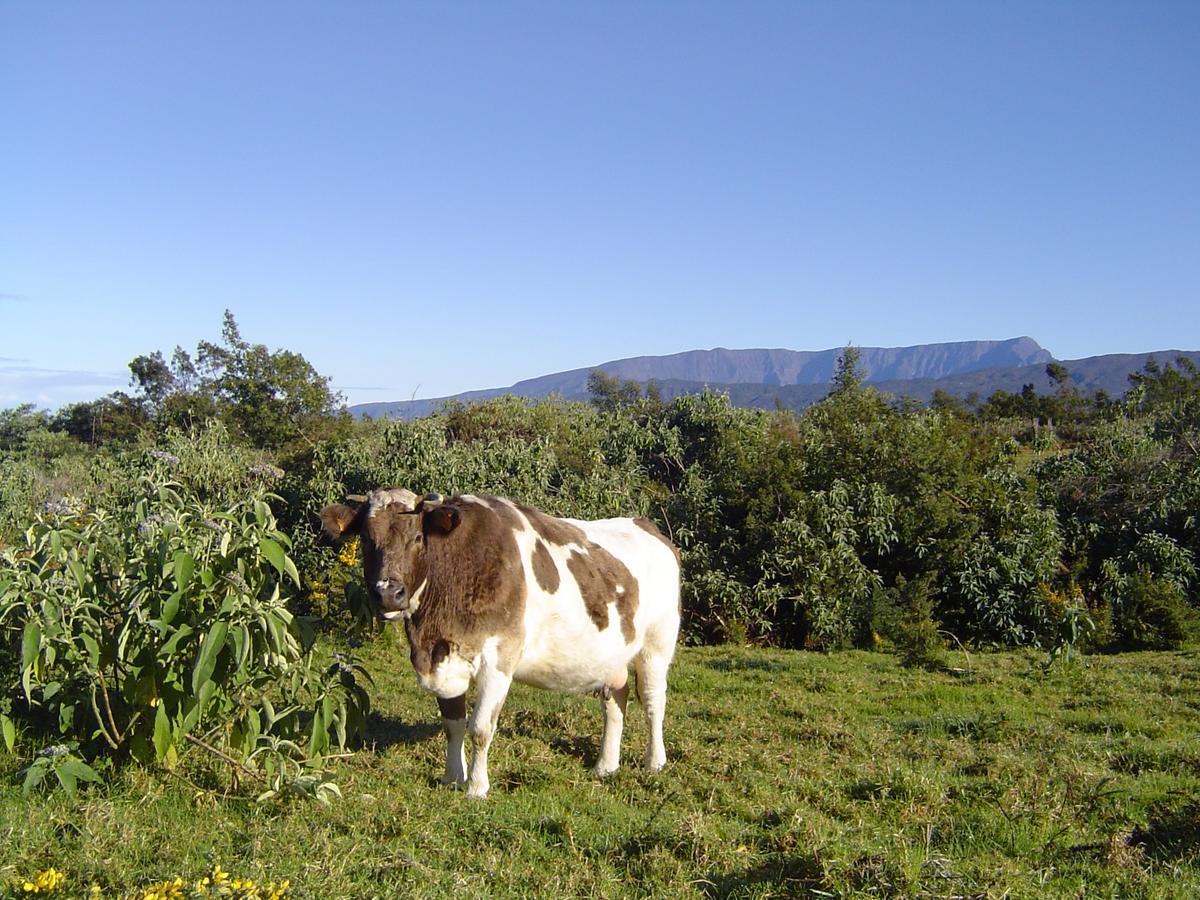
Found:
<box><xmin>0</xmin><ymin>365</ymin><xmax>127</xmax><ymax>411</ymax></box>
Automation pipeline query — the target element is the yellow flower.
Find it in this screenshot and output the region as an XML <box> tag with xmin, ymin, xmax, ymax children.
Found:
<box><xmin>337</xmin><ymin>537</ymin><xmax>360</xmax><ymax>567</ymax></box>
<box><xmin>137</xmin><ymin>879</ymin><xmax>185</xmax><ymax>900</ymax></box>
<box><xmin>21</xmin><ymin>868</ymin><xmax>66</xmax><ymax>893</ymax></box>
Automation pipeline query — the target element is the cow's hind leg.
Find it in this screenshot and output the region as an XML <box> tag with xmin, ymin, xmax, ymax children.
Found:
<box><xmin>437</xmin><ymin>694</ymin><xmax>468</xmax><ymax>786</ymax></box>
<box><xmin>635</xmin><ymin>646</ymin><xmax>673</xmax><ymax>772</ymax></box>
<box><xmin>465</xmin><ymin>664</ymin><xmax>513</xmax><ymax>799</ymax></box>
<box><xmin>594</xmin><ymin>670</ymin><xmax>629</xmax><ymax>777</ymax></box>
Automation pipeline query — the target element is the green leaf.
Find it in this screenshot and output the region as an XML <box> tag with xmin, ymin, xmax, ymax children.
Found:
<box><xmin>59</xmin><ymin>757</ymin><xmax>100</xmax><ymax>783</ymax></box>
<box><xmin>22</xmin><ymin>761</ymin><xmax>48</xmax><ymax>796</ymax></box>
<box><xmin>333</xmin><ymin>701</ymin><xmax>347</xmax><ymax>748</ymax></box>
<box><xmin>180</xmin><ymin>700</ymin><xmax>201</xmax><ymax>734</ymax></box>
<box><xmin>161</xmin><ymin>590</ymin><xmax>182</xmax><ymax>627</ymax></box>
<box><xmin>160</xmin><ymin>623</ymin><xmax>194</xmax><ymax>657</ymax></box>
<box><xmin>153</xmin><ymin>702</ymin><xmax>172</xmax><ymax>763</ymax></box>
<box><xmin>232</xmin><ymin>624</ymin><xmax>251</xmax><ymax>668</ymax></box>
<box><xmin>197</xmin><ymin>679</ymin><xmax>216</xmax><ymax>715</ymax></box>
<box><xmin>191</xmin><ymin>621</ymin><xmax>228</xmax><ymax>695</ymax></box>
<box><xmin>21</xmin><ymin>620</ymin><xmax>41</xmax><ymax>697</ymax></box>
<box><xmin>309</xmin><ymin>705</ymin><xmax>329</xmax><ymax>757</ymax></box>
<box><xmin>21</xmin><ymin>619</ymin><xmax>41</xmax><ymax>670</ymax></box>
<box><xmin>173</xmin><ymin>551</ymin><xmax>195</xmax><ymax>592</ymax></box>
<box><xmin>260</xmin><ymin>538</ymin><xmax>287</xmax><ymax>578</ymax></box>
<box><xmin>246</xmin><ymin>708</ymin><xmax>261</xmax><ymax>745</ymax></box>
<box><xmin>56</xmin><ymin>765</ymin><xmax>78</xmax><ymax>797</ymax></box>
<box><xmin>316</xmin><ymin>781</ymin><xmax>342</xmax><ymax>805</ymax></box>
<box><xmin>80</xmin><ymin>633</ymin><xmax>100</xmax><ymax>668</ymax></box>
<box><xmin>67</xmin><ymin>559</ymin><xmax>87</xmax><ymax>590</ymax></box>
<box><xmin>58</xmin><ymin>702</ymin><xmax>75</xmax><ymax>733</ymax></box>
<box><xmin>1</xmin><ymin>713</ymin><xmax>15</xmax><ymax>752</ymax></box>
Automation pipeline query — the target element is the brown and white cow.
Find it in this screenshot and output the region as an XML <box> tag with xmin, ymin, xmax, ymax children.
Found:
<box><xmin>320</xmin><ymin>489</ymin><xmax>681</xmax><ymax>798</ymax></box>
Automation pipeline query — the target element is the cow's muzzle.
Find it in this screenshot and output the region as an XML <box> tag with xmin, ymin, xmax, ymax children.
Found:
<box><xmin>375</xmin><ymin>578</ymin><xmax>426</xmax><ymax>620</ymax></box>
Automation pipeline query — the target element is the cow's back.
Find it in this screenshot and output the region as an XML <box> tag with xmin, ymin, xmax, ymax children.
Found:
<box><xmin>492</xmin><ymin>501</ymin><xmax>680</xmax><ymax>692</ymax></box>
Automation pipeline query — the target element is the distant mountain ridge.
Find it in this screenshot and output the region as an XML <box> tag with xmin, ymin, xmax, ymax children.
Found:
<box><xmin>351</xmin><ymin>339</ymin><xmax>1197</xmax><ymax>419</ymax></box>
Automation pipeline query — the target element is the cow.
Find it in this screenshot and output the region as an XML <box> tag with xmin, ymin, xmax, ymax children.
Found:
<box><xmin>320</xmin><ymin>489</ymin><xmax>681</xmax><ymax>799</ymax></box>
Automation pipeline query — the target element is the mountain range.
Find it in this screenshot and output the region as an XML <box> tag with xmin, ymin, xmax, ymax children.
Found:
<box><xmin>350</xmin><ymin>338</ymin><xmax>1199</xmax><ymax>419</ymax></box>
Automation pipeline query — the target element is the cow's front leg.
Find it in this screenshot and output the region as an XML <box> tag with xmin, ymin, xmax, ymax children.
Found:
<box><xmin>437</xmin><ymin>694</ymin><xmax>468</xmax><ymax>786</ymax></box>
<box><xmin>465</xmin><ymin>663</ymin><xmax>513</xmax><ymax>799</ymax></box>
<box><xmin>594</xmin><ymin>670</ymin><xmax>629</xmax><ymax>777</ymax></box>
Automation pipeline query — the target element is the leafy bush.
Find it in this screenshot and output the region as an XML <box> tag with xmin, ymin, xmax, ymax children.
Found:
<box><xmin>891</xmin><ymin>575</ymin><xmax>946</xmax><ymax>669</ymax></box>
<box><xmin>5</xmin><ymin>344</ymin><xmax>1196</xmax><ymax>660</ymax></box>
<box><xmin>0</xmin><ymin>472</ymin><xmax>368</xmax><ymax>799</ymax></box>
<box><xmin>1106</xmin><ymin>570</ymin><xmax>1196</xmax><ymax>651</ymax></box>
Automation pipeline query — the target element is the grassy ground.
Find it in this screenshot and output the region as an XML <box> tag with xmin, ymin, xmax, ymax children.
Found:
<box><xmin>2</xmin><ymin>632</ymin><xmax>1199</xmax><ymax>898</ymax></box>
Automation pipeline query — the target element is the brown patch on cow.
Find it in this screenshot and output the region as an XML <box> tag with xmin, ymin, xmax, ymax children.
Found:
<box><xmin>480</xmin><ymin>496</ymin><xmax>525</xmax><ymax>533</ymax></box>
<box><xmin>518</xmin><ymin>503</ymin><xmax>587</xmax><ymax>546</ymax></box>
<box><xmin>437</xmin><ymin>693</ymin><xmax>467</xmax><ymax>721</ymax></box>
<box><xmin>344</xmin><ymin>493</ymin><xmax>528</xmax><ymax>679</ymax></box>
<box><xmin>531</xmin><ymin>539</ymin><xmax>560</xmax><ymax>593</ymax></box>
<box><xmin>401</xmin><ymin>496</ymin><xmax>527</xmax><ymax>678</ymax></box>
<box><xmin>566</xmin><ymin>544</ymin><xmax>640</xmax><ymax>643</ymax></box>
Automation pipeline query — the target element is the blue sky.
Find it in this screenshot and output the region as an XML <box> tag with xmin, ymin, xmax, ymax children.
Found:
<box><xmin>3</xmin><ymin>1</ymin><xmax>1197</xmax><ymax>409</ymax></box>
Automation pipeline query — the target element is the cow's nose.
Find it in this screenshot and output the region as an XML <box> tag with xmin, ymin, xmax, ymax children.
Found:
<box><xmin>376</xmin><ymin>580</ymin><xmax>406</xmax><ymax>608</ymax></box>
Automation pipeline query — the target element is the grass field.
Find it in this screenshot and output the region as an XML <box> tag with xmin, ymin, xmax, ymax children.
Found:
<box><xmin>2</xmin><ymin>632</ymin><xmax>1199</xmax><ymax>898</ymax></box>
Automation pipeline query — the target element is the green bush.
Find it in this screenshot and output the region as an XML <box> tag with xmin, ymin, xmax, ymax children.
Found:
<box><xmin>1107</xmin><ymin>570</ymin><xmax>1196</xmax><ymax>651</ymax></box>
<box><xmin>892</xmin><ymin>575</ymin><xmax>946</xmax><ymax>670</ymax></box>
<box><xmin>0</xmin><ymin>473</ymin><xmax>368</xmax><ymax>800</ymax></box>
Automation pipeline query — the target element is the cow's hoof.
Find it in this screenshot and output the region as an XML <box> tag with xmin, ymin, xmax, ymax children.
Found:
<box><xmin>593</xmin><ymin>762</ymin><xmax>619</xmax><ymax>778</ymax></box>
<box><xmin>439</xmin><ymin>774</ymin><xmax>466</xmax><ymax>788</ymax></box>
<box><xmin>643</xmin><ymin>755</ymin><xmax>666</xmax><ymax>773</ymax></box>
<box><xmin>465</xmin><ymin>787</ymin><xmax>489</xmax><ymax>800</ymax></box>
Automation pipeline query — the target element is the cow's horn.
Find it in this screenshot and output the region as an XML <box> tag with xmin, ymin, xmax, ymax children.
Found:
<box><xmin>371</xmin><ymin>488</ymin><xmax>420</xmax><ymax>512</ymax></box>
<box><xmin>346</xmin><ymin>493</ymin><xmax>367</xmax><ymax>503</ymax></box>
<box><xmin>422</xmin><ymin>493</ymin><xmax>445</xmax><ymax>508</ymax></box>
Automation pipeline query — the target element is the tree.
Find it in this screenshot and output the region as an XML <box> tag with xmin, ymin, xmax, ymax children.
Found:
<box><xmin>830</xmin><ymin>345</ymin><xmax>865</xmax><ymax>396</ymax></box>
<box><xmin>1045</xmin><ymin>362</ymin><xmax>1070</xmax><ymax>390</ymax></box>
<box><xmin>128</xmin><ymin>351</ymin><xmax>175</xmax><ymax>409</ymax></box>
<box><xmin>127</xmin><ymin>311</ymin><xmax>348</xmax><ymax>450</ymax></box>
<box><xmin>51</xmin><ymin>393</ymin><xmax>147</xmax><ymax>445</ymax></box>
<box><xmin>0</xmin><ymin>404</ymin><xmax>48</xmax><ymax>453</ymax></box>
<box><xmin>588</xmin><ymin>370</ymin><xmax>645</xmax><ymax>412</ymax></box>
<box><xmin>1127</xmin><ymin>354</ymin><xmax>1200</xmax><ymax>440</ymax></box>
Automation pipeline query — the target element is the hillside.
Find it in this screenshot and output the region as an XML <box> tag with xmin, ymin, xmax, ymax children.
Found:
<box><xmin>351</xmin><ymin>340</ymin><xmax>1199</xmax><ymax>419</ymax></box>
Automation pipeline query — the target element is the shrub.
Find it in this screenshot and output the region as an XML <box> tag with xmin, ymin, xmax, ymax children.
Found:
<box><xmin>892</xmin><ymin>576</ymin><xmax>946</xmax><ymax>669</ymax></box>
<box><xmin>1107</xmin><ymin>570</ymin><xmax>1196</xmax><ymax>651</ymax></box>
<box><xmin>0</xmin><ymin>472</ymin><xmax>368</xmax><ymax>800</ymax></box>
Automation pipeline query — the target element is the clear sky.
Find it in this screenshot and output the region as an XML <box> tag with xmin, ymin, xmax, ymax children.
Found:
<box><xmin>3</xmin><ymin>1</ymin><xmax>1198</xmax><ymax>409</ymax></box>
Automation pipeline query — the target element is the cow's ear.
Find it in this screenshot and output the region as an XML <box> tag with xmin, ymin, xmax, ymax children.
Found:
<box><xmin>320</xmin><ymin>504</ymin><xmax>359</xmax><ymax>541</ymax></box>
<box><xmin>425</xmin><ymin>505</ymin><xmax>461</xmax><ymax>535</ymax></box>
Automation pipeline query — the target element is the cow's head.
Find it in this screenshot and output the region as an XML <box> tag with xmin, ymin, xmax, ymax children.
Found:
<box><xmin>320</xmin><ymin>488</ymin><xmax>461</xmax><ymax>620</ymax></box>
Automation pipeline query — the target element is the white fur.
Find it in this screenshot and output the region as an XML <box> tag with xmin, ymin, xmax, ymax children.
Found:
<box><xmin>441</xmin><ymin>717</ymin><xmax>468</xmax><ymax>786</ymax></box>
<box><xmin>418</xmin><ymin>649</ymin><xmax>474</xmax><ymax>700</ymax></box>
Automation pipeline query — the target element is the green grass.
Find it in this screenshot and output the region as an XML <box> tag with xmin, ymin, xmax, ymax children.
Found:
<box><xmin>3</xmin><ymin>633</ymin><xmax>1199</xmax><ymax>898</ymax></box>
